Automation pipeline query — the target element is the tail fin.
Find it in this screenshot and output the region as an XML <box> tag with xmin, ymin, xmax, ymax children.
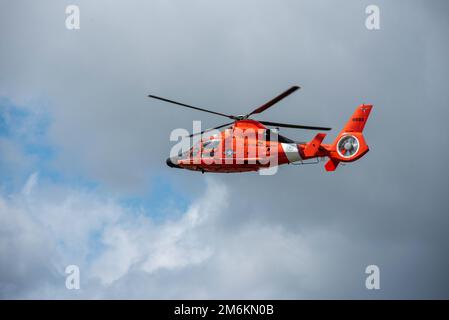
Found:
<box><xmin>341</xmin><ymin>104</ymin><xmax>373</xmax><ymax>133</ymax></box>
<box><xmin>324</xmin><ymin>104</ymin><xmax>373</xmax><ymax>171</ymax></box>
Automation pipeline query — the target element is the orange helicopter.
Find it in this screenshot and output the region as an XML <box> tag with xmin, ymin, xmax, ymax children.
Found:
<box><xmin>148</xmin><ymin>86</ymin><xmax>372</xmax><ymax>173</ymax></box>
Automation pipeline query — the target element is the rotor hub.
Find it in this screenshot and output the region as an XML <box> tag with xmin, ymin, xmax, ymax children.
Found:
<box><xmin>337</xmin><ymin>135</ymin><xmax>360</xmax><ymax>158</ymax></box>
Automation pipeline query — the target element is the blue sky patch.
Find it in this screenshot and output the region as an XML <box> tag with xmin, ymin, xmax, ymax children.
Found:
<box><xmin>0</xmin><ymin>97</ymin><xmax>191</xmax><ymax>220</ymax></box>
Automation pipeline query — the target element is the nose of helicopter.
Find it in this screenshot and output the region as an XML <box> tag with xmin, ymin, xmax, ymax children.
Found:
<box><xmin>166</xmin><ymin>157</ymin><xmax>181</xmax><ymax>169</ymax></box>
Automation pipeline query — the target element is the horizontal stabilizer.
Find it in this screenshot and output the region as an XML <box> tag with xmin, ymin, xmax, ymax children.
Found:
<box><xmin>304</xmin><ymin>133</ymin><xmax>326</xmax><ymax>157</ymax></box>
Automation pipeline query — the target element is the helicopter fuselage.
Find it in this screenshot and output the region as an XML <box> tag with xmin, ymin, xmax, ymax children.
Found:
<box><xmin>166</xmin><ymin>119</ymin><xmax>329</xmax><ymax>173</ymax></box>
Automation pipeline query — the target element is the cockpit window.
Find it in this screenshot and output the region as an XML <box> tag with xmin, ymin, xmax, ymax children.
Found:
<box><xmin>178</xmin><ymin>149</ymin><xmax>191</xmax><ymax>159</ymax></box>
<box><xmin>203</xmin><ymin>140</ymin><xmax>220</xmax><ymax>149</ymax></box>
<box><xmin>202</xmin><ymin>141</ymin><xmax>211</xmax><ymax>148</ymax></box>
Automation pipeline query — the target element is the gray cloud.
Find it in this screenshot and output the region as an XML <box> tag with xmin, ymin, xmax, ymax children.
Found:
<box><xmin>0</xmin><ymin>0</ymin><xmax>448</xmax><ymax>298</ymax></box>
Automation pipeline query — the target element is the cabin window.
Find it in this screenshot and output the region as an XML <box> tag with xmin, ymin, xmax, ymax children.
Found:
<box><xmin>189</xmin><ymin>147</ymin><xmax>199</xmax><ymax>158</ymax></box>
<box><xmin>203</xmin><ymin>140</ymin><xmax>220</xmax><ymax>149</ymax></box>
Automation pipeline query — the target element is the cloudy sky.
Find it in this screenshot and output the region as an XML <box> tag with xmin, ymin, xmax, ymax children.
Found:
<box><xmin>1</xmin><ymin>0</ymin><xmax>448</xmax><ymax>299</ymax></box>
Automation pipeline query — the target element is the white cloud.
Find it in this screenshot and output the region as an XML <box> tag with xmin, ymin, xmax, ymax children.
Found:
<box><xmin>2</xmin><ymin>168</ymin><xmax>448</xmax><ymax>299</ymax></box>
<box><xmin>1</xmin><ymin>173</ymin><xmax>353</xmax><ymax>298</ymax></box>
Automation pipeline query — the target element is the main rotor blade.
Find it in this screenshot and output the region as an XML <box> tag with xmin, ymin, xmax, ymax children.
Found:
<box><xmin>247</xmin><ymin>86</ymin><xmax>300</xmax><ymax>117</ymax></box>
<box><xmin>186</xmin><ymin>122</ymin><xmax>234</xmax><ymax>138</ymax></box>
<box><xmin>260</xmin><ymin>120</ymin><xmax>331</xmax><ymax>131</ymax></box>
<box><xmin>148</xmin><ymin>94</ymin><xmax>235</xmax><ymax>119</ymax></box>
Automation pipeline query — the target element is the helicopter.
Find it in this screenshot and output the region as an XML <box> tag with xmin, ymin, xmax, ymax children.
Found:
<box><xmin>148</xmin><ymin>86</ymin><xmax>372</xmax><ymax>173</ymax></box>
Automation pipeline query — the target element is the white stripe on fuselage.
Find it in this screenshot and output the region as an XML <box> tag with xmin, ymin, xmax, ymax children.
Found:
<box><xmin>281</xmin><ymin>143</ymin><xmax>301</xmax><ymax>163</ymax></box>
